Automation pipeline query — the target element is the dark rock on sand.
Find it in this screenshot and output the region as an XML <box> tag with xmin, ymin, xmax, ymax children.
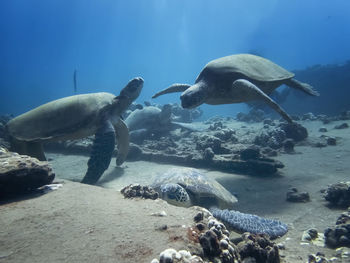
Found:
<box><xmin>283</xmin><ymin>139</ymin><xmax>295</xmax><ymax>153</ymax></box>
<box><xmin>240</xmin><ymin>146</ymin><xmax>260</xmax><ymax>160</ymax></box>
<box><xmin>279</xmin><ymin>122</ymin><xmax>308</xmax><ymax>142</ymax></box>
<box><xmin>324</xmin><ymin>182</ymin><xmax>350</xmax><ymax>207</ymax></box>
<box><xmin>203</xmin><ymin>147</ymin><xmax>215</xmax><ymax>160</ymax></box>
<box><xmin>336</xmin><ymin>209</ymin><xmax>350</xmax><ymax>225</ymax></box>
<box><xmin>324</xmin><ymin>223</ymin><xmax>350</xmax><ymax>248</ymax></box>
<box><xmin>301</xmin><ymin>228</ymin><xmax>319</xmax><ymax>241</ymax></box>
<box><xmin>286</xmin><ymin>188</ymin><xmax>310</xmax><ymax>202</ymax></box>
<box><xmin>326</xmin><ymin>137</ymin><xmax>337</xmax><ymax>146</ymax></box>
<box><xmin>324</xmin><ymin>209</ymin><xmax>350</xmax><ymax>249</ymax></box>
<box><xmin>0</xmin><ymin>148</ymin><xmax>55</xmax><ymax>197</ymax></box>
<box><xmin>308</xmin><ymin>252</ymin><xmax>331</xmax><ymax>263</ymax></box>
<box><xmin>334</xmin><ymin>123</ymin><xmax>349</xmax><ymax>129</ymax></box>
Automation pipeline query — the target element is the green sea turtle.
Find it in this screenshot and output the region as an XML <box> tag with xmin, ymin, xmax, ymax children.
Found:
<box><xmin>152</xmin><ymin>167</ymin><xmax>288</xmax><ymax>238</ymax></box>
<box><xmin>125</xmin><ymin>105</ymin><xmax>200</xmax><ymax>142</ymax></box>
<box><xmin>125</xmin><ymin>105</ymin><xmax>173</xmax><ymax>132</ymax></box>
<box><xmin>152</xmin><ymin>54</ymin><xmax>319</xmax><ymax>123</ymax></box>
<box><xmin>6</xmin><ymin>77</ymin><xmax>144</xmax><ymax>184</ymax></box>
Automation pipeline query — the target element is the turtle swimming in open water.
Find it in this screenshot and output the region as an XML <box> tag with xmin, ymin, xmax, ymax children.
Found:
<box><xmin>152</xmin><ymin>54</ymin><xmax>319</xmax><ymax>123</ymax></box>
<box><xmin>151</xmin><ymin>167</ymin><xmax>288</xmax><ymax>239</ymax></box>
<box><xmin>6</xmin><ymin>77</ymin><xmax>144</xmax><ymax>184</ymax></box>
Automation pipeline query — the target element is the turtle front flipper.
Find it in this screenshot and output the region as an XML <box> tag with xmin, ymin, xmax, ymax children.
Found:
<box><xmin>210</xmin><ymin>208</ymin><xmax>288</xmax><ymax>239</ymax></box>
<box><xmin>81</xmin><ymin>120</ymin><xmax>116</xmax><ymax>185</ymax></box>
<box><xmin>232</xmin><ymin>79</ymin><xmax>293</xmax><ymax>123</ymax></box>
<box><xmin>114</xmin><ymin>119</ymin><xmax>129</xmax><ymax>166</ymax></box>
<box><xmin>285</xmin><ymin>78</ymin><xmax>320</xmax><ymax>96</ymax></box>
<box><xmin>152</xmin><ymin>83</ymin><xmax>191</xmax><ymax>99</ymax></box>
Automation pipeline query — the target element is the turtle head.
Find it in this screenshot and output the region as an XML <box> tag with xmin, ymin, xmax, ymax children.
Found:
<box><xmin>159</xmin><ymin>183</ymin><xmax>192</xmax><ymax>207</ymax></box>
<box><xmin>119</xmin><ymin>77</ymin><xmax>144</xmax><ymax>101</ymax></box>
<box><xmin>111</xmin><ymin>77</ymin><xmax>144</xmax><ymax>115</ymax></box>
<box><xmin>180</xmin><ymin>82</ymin><xmax>207</xmax><ymax>109</ymax></box>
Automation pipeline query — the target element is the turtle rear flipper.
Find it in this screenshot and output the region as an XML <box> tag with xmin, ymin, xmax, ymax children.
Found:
<box><xmin>285</xmin><ymin>78</ymin><xmax>320</xmax><ymax>96</ymax></box>
<box><xmin>9</xmin><ymin>137</ymin><xmax>46</xmax><ymax>161</ymax></box>
<box><xmin>232</xmin><ymin>79</ymin><xmax>293</xmax><ymax>123</ymax></box>
<box><xmin>81</xmin><ymin>120</ymin><xmax>115</xmax><ymax>185</ymax></box>
<box><xmin>211</xmin><ymin>208</ymin><xmax>288</xmax><ymax>239</ymax></box>
<box><xmin>152</xmin><ymin>83</ymin><xmax>191</xmax><ymax>98</ymax></box>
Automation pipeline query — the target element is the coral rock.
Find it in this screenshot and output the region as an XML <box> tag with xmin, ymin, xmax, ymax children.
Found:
<box><xmin>324</xmin><ymin>182</ymin><xmax>350</xmax><ymax>207</ymax></box>
<box><xmin>0</xmin><ymin>150</ymin><xmax>55</xmax><ymax>197</ymax></box>
<box><xmin>121</xmin><ymin>184</ymin><xmax>159</xmax><ymax>200</ymax></box>
<box><xmin>237</xmin><ymin>233</ymin><xmax>280</xmax><ymax>263</ymax></box>
<box><xmin>199</xmin><ymin>230</ymin><xmax>221</xmax><ymax>257</ymax></box>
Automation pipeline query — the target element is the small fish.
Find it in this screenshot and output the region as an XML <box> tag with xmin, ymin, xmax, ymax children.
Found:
<box><xmin>73</xmin><ymin>69</ymin><xmax>77</xmax><ymax>94</ymax></box>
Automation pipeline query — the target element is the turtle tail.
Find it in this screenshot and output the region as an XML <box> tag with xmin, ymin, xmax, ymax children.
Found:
<box><xmin>210</xmin><ymin>208</ymin><xmax>288</xmax><ymax>239</ymax></box>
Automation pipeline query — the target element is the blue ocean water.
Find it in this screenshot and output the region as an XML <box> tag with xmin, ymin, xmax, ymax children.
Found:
<box><xmin>1</xmin><ymin>0</ymin><xmax>350</xmax><ymax>118</ymax></box>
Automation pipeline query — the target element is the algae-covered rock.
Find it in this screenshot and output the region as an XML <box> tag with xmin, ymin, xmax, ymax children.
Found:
<box><xmin>0</xmin><ymin>148</ymin><xmax>55</xmax><ymax>197</ymax></box>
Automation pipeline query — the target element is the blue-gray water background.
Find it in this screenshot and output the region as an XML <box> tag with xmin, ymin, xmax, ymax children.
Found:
<box><xmin>1</xmin><ymin>0</ymin><xmax>350</xmax><ymax>118</ymax></box>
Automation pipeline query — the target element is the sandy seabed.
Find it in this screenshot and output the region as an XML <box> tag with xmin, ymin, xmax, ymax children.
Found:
<box><xmin>0</xmin><ymin>120</ymin><xmax>349</xmax><ymax>262</ymax></box>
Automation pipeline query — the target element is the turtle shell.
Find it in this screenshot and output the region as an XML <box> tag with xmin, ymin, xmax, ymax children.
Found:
<box><xmin>196</xmin><ymin>54</ymin><xmax>294</xmax><ymax>83</ymax></box>
<box><xmin>125</xmin><ymin>106</ymin><xmax>162</xmax><ymax>131</ymax></box>
<box><xmin>7</xmin><ymin>92</ymin><xmax>115</xmax><ymax>142</ymax></box>
<box><xmin>152</xmin><ymin>167</ymin><xmax>237</xmax><ymax>209</ymax></box>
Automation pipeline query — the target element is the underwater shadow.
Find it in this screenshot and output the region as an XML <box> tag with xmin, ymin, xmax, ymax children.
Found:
<box><xmin>214</xmin><ymin>171</ymin><xmax>292</xmax><ymax>217</ymax></box>
<box><xmin>0</xmin><ymin>190</ymin><xmax>47</xmax><ymax>206</ymax></box>
<box><xmin>97</xmin><ymin>166</ymin><xmax>125</xmax><ymax>185</ymax></box>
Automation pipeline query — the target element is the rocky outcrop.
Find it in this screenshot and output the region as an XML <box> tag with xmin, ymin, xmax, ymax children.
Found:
<box><xmin>324</xmin><ymin>182</ymin><xmax>350</xmax><ymax>208</ymax></box>
<box><xmin>324</xmin><ymin>209</ymin><xmax>350</xmax><ymax>249</ymax></box>
<box><xmin>151</xmin><ymin>208</ymin><xmax>282</xmax><ymax>263</ymax></box>
<box><xmin>0</xmin><ymin>148</ymin><xmax>55</xmax><ymax>197</ymax></box>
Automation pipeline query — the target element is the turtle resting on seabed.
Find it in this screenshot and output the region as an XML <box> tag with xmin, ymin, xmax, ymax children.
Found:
<box><xmin>151</xmin><ymin>167</ymin><xmax>288</xmax><ymax>239</ymax></box>
<box><xmin>6</xmin><ymin>77</ymin><xmax>144</xmax><ymax>185</ymax></box>
<box><xmin>152</xmin><ymin>54</ymin><xmax>319</xmax><ymax>123</ymax></box>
